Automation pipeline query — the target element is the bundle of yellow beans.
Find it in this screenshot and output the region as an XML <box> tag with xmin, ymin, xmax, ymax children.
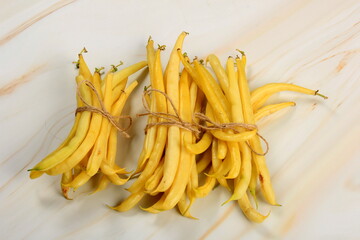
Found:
<box><xmin>28</xmin><ymin>50</ymin><xmax>147</xmax><ymax>198</ymax></box>
<box><xmin>111</xmin><ymin>32</ymin><xmax>327</xmax><ymax>222</ymax></box>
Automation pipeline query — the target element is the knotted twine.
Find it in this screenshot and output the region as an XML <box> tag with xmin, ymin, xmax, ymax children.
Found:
<box><xmin>75</xmin><ymin>80</ymin><xmax>132</xmax><ymax>138</ymax></box>
<box><xmin>139</xmin><ymin>89</ymin><xmax>269</xmax><ymax>156</ymax></box>
<box><xmin>138</xmin><ymin>89</ymin><xmax>202</xmax><ymax>137</ymax></box>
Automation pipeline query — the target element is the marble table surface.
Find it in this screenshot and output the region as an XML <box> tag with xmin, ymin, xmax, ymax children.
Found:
<box><xmin>1</xmin><ymin>0</ymin><xmax>359</xmax><ymax>239</ymax></box>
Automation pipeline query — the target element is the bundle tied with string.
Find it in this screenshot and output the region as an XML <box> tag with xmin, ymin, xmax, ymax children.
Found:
<box><xmin>138</xmin><ymin>88</ymin><xmax>269</xmax><ymax>156</ymax></box>
<box><xmin>76</xmin><ymin>80</ymin><xmax>133</xmax><ymax>138</ymax></box>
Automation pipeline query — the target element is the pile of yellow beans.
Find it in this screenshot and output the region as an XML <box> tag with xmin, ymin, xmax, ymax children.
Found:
<box><xmin>30</xmin><ymin>33</ymin><xmax>327</xmax><ymax>222</ymax></box>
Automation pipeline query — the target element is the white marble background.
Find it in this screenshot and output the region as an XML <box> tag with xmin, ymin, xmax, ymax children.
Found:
<box><xmin>0</xmin><ymin>0</ymin><xmax>359</xmax><ymax>239</ymax></box>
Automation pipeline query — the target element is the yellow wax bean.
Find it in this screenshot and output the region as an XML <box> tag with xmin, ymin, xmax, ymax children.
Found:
<box><xmin>223</xmin><ymin>56</ymin><xmax>251</xmax><ymax>202</ymax></box>
<box><xmin>211</xmin><ymin>139</ymin><xmax>230</xmax><ymax>191</ymax></box>
<box><xmin>127</xmin><ymin>43</ymin><xmax>167</xmax><ymax>193</ymax></box>
<box><xmin>147</xmin><ymin>65</ymin><xmax>194</xmax><ymax>211</ymax></box>
<box><xmin>251</xmin><ymin>83</ymin><xmax>327</xmax><ymax>111</ymax></box>
<box><xmin>105</xmin><ymin>61</ymin><xmax>147</xmax><ymax>91</ymax></box>
<box><xmin>110</xmin><ymin>191</ymin><xmax>145</xmax><ymax>212</ymax></box>
<box><xmin>111</xmin><ymin>77</ymin><xmax>128</xmax><ymax>103</ymax></box>
<box><xmin>186</xmin><ymin>160</ymin><xmax>198</xmax><ymax>215</ymax></box>
<box><xmin>30</xmin><ymin>75</ymin><xmax>92</xmax><ymax>171</ymax></box>
<box><xmin>178</xmin><ymin>193</ymin><xmax>198</xmax><ymax>219</ymax></box>
<box><xmin>197</xmin><ymin>62</ymin><xmax>230</xmax><ymax>120</ymax></box>
<box><xmin>254</xmin><ymin>102</ymin><xmax>296</xmax><ymax>122</ymax></box>
<box><xmin>236</xmin><ymin>56</ymin><xmax>277</xmax><ymax>205</ymax></box>
<box><xmin>185</xmin><ymin>132</ymin><xmax>212</xmax><ymax>154</ymax></box>
<box><xmin>193</xmin><ymin>167</ymin><xmax>216</xmax><ymax>198</ymax></box>
<box><xmin>248</xmin><ymin>160</ymin><xmax>259</xmax><ymax>208</ymax></box>
<box><xmin>45</xmin><ymin>72</ymin><xmax>106</xmax><ymax>175</ymax></box>
<box><xmin>92</xmin><ymin>175</ymin><xmax>110</xmax><ymax>194</ymax></box>
<box><xmin>196</xmin><ymin>148</ymin><xmax>212</xmax><ymax>174</ymax></box>
<box><xmin>157</xmin><ymin>33</ymin><xmax>186</xmax><ymax>192</ymax></box>
<box><xmin>86</xmin><ymin>73</ymin><xmax>113</xmax><ymax>177</ymax></box>
<box><xmin>63</xmin><ymin>171</ymin><xmax>91</xmax><ymax>190</ymax></box>
<box><xmin>136</xmin><ymin>39</ymin><xmax>158</xmax><ymax>172</ymax></box>
<box><xmin>217</xmin><ymin>139</ymin><xmax>227</xmax><ymax>159</ymax></box>
<box><xmin>161</xmin><ymin>65</ymin><xmax>194</xmax><ymax>210</ymax></box>
<box><xmin>78</xmin><ymin>54</ymin><xmax>92</xmax><ymax>81</ymax></box>
<box><xmin>61</xmin><ymin>170</ymin><xmax>73</xmax><ymax>200</ymax></box>
<box><xmin>145</xmin><ymin>159</ymin><xmax>164</xmax><ymax>194</ymax></box>
<box><xmin>206</xmin><ymin>54</ymin><xmax>230</xmax><ymax>96</ymax></box>
<box><xmin>189</xmin><ymin>80</ymin><xmax>198</xmax><ymax>113</ymax></box>
<box><xmin>238</xmin><ymin>193</ymin><xmax>269</xmax><ymax>223</ymax></box>
<box><xmin>31</xmin><ymin>66</ymin><xmax>87</xmax><ymax>178</ymax></box>
<box><xmin>178</xmin><ymin>50</ymin><xmax>229</xmax><ymax>123</ymax></box>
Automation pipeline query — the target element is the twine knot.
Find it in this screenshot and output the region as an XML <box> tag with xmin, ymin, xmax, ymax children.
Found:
<box><xmin>75</xmin><ymin>80</ymin><xmax>132</xmax><ymax>138</ymax></box>
<box><xmin>138</xmin><ymin>89</ymin><xmax>202</xmax><ymax>138</ymax></box>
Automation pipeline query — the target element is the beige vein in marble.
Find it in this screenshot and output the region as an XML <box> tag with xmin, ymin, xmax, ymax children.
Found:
<box><xmin>0</xmin><ymin>0</ymin><xmax>76</xmax><ymax>46</ymax></box>
<box><xmin>278</xmin><ymin>128</ymin><xmax>360</xmax><ymax>237</ymax></box>
<box><xmin>199</xmin><ymin>203</ymin><xmax>236</xmax><ymax>240</ymax></box>
<box><xmin>213</xmin><ymin>0</ymin><xmax>314</xmax><ymax>58</ymax></box>
<box><xmin>0</xmin><ymin>126</ymin><xmax>41</xmax><ymax>168</ymax></box>
<box><xmin>25</xmin><ymin>192</ymin><xmax>79</xmax><ymax>238</ymax></box>
<box><xmin>0</xmin><ymin>64</ymin><xmax>45</xmax><ymax>96</ymax></box>
<box><xmin>56</xmin><ymin>211</ymin><xmax>113</xmax><ymax>240</ymax></box>
<box><xmin>0</xmin><ymin>104</ymin><xmax>72</xmax><ymax>167</ymax></box>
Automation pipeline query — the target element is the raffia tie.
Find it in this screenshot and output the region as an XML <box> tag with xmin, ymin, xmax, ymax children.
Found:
<box><xmin>75</xmin><ymin>80</ymin><xmax>132</xmax><ymax>138</ymax></box>
<box><xmin>139</xmin><ymin>89</ymin><xmax>269</xmax><ymax>156</ymax></box>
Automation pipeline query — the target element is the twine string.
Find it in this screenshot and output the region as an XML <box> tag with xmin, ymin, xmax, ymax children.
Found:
<box><xmin>138</xmin><ymin>89</ymin><xmax>202</xmax><ymax>138</ymax></box>
<box><xmin>75</xmin><ymin>80</ymin><xmax>132</xmax><ymax>138</ymax></box>
<box><xmin>252</xmin><ymin>133</ymin><xmax>269</xmax><ymax>156</ymax></box>
<box><xmin>139</xmin><ymin>88</ymin><xmax>269</xmax><ymax>156</ymax></box>
<box><xmin>193</xmin><ymin>112</ymin><xmax>257</xmax><ymax>133</ymax></box>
